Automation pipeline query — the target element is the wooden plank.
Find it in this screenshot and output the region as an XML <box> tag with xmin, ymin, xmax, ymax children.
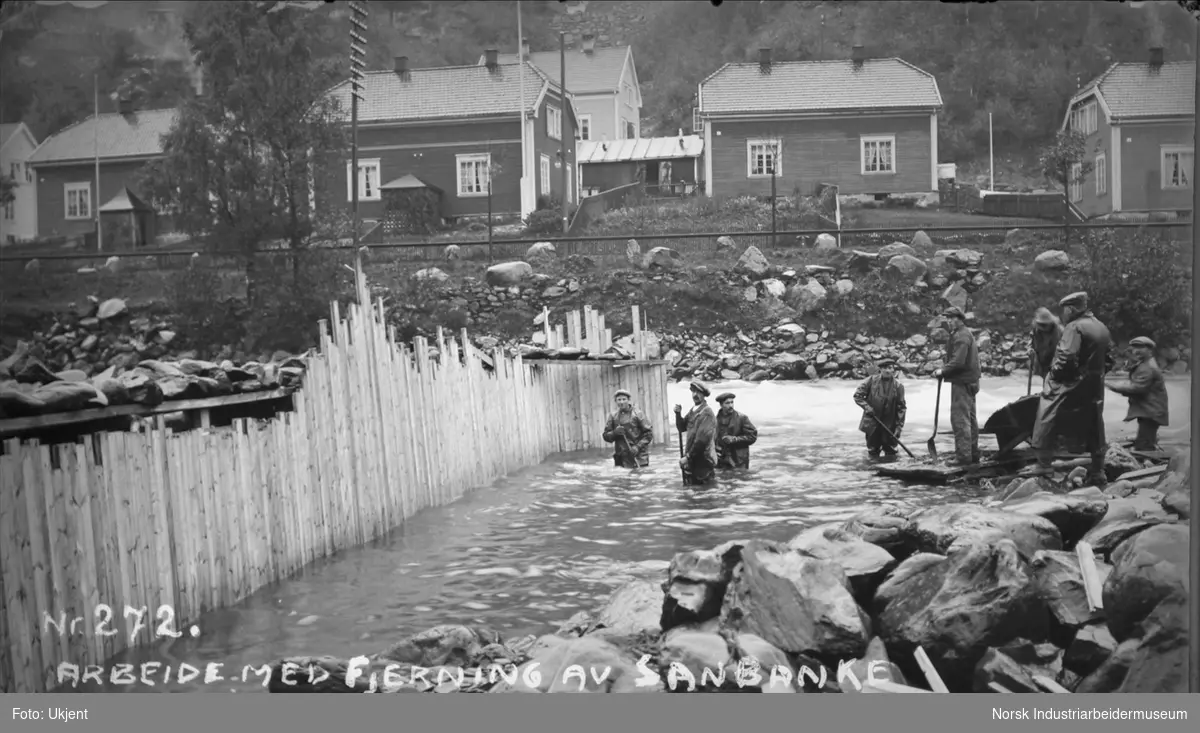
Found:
<box><xmin>988</xmin><ymin>681</ymin><xmax>1015</xmax><ymax>693</ymax></box>
<box><xmin>1115</xmin><ymin>464</ymin><xmax>1167</xmax><ymax>482</ymax></box>
<box><xmin>1075</xmin><ymin>541</ymin><xmax>1105</xmax><ymax>612</ymax></box>
<box><xmin>914</xmin><ymin>647</ymin><xmax>950</xmax><ymax>693</ymax></box>
<box><xmin>1033</xmin><ymin>675</ymin><xmax>1072</xmax><ymax>694</ymax></box>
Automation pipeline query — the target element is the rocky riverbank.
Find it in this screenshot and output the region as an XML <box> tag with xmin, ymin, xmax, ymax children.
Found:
<box><xmin>266</xmin><ymin>450</ymin><xmax>1190</xmax><ymax>694</ymax></box>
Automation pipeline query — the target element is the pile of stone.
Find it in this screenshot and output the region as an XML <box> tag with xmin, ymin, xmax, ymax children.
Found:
<box><xmin>266</xmin><ymin>451</ymin><xmax>1189</xmax><ymax>694</ymax></box>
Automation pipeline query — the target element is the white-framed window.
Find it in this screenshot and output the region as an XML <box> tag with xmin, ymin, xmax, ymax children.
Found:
<box><xmin>64</xmin><ymin>181</ymin><xmax>91</xmax><ymax>220</ymax></box>
<box><xmin>456</xmin><ymin>153</ymin><xmax>490</xmax><ymax>197</ymax></box>
<box><xmin>1095</xmin><ymin>153</ymin><xmax>1106</xmax><ymax>196</ymax></box>
<box><xmin>1069</xmin><ymin>162</ymin><xmax>1083</xmax><ymax>202</ymax></box>
<box><xmin>540</xmin><ymin>154</ymin><xmax>551</xmax><ymax>195</ymax></box>
<box><xmin>746</xmin><ymin>138</ymin><xmax>781</xmax><ymax>178</ymax></box>
<box><xmin>576</xmin><ymin>114</ymin><xmax>591</xmax><ymax>141</ymax></box>
<box><xmin>1070</xmin><ymin>101</ymin><xmax>1099</xmax><ymax>136</ymax></box>
<box><xmin>546</xmin><ymin>105</ymin><xmax>562</xmax><ymax>140</ymax></box>
<box><xmin>1161</xmin><ymin>145</ymin><xmax>1193</xmax><ymax>189</ymax></box>
<box><xmin>861</xmin><ymin>135</ymin><xmax>896</xmax><ymax>174</ymax></box>
<box><xmin>692</xmin><ymin>108</ymin><xmax>704</xmax><ymax>133</ymax></box>
<box><xmin>3</xmin><ymin>200</ymin><xmax>13</xmax><ymax>220</ymax></box>
<box><xmin>9</xmin><ymin>162</ymin><xmax>19</xmax><ymax>179</ymax></box>
<box><xmin>345</xmin><ymin>158</ymin><xmax>381</xmax><ymax>202</ymax></box>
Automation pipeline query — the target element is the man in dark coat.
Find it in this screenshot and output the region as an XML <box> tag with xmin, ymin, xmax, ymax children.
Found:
<box><xmin>1023</xmin><ymin>291</ymin><xmax>1113</xmax><ymax>482</ymax></box>
<box><xmin>1106</xmin><ymin>336</ymin><xmax>1169</xmax><ymax>451</ymax></box>
<box><xmin>853</xmin><ymin>358</ymin><xmax>907</xmax><ymax>458</ymax></box>
<box><xmin>602</xmin><ymin>389</ymin><xmax>654</xmax><ymax>468</ymax></box>
<box><xmin>674</xmin><ymin>381</ymin><xmax>718</xmax><ymax>485</ymax></box>
<box><xmin>714</xmin><ymin>392</ymin><xmax>758</xmax><ymax>469</ymax></box>
<box><xmin>1031</xmin><ymin>307</ymin><xmax>1064</xmax><ymax>380</ymax></box>
<box><xmin>932</xmin><ymin>306</ymin><xmax>981</xmax><ymax>466</ymax></box>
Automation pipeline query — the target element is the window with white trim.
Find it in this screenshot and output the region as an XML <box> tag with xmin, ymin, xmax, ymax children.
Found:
<box><xmin>1095</xmin><ymin>153</ymin><xmax>1106</xmax><ymax>196</ymax></box>
<box><xmin>1070</xmin><ymin>102</ymin><xmax>1098</xmax><ymax>136</ymax></box>
<box><xmin>546</xmin><ymin>105</ymin><xmax>562</xmax><ymax>140</ymax></box>
<box><xmin>457</xmin><ymin>153</ymin><xmax>490</xmax><ymax>197</ymax></box>
<box><xmin>540</xmin><ymin>154</ymin><xmax>551</xmax><ymax>195</ymax></box>
<box><xmin>1161</xmin><ymin>146</ymin><xmax>1193</xmax><ymax>189</ymax></box>
<box><xmin>861</xmin><ymin>135</ymin><xmax>896</xmax><ymax>174</ymax></box>
<box><xmin>3</xmin><ymin>200</ymin><xmax>13</xmax><ymax>220</ymax></box>
<box><xmin>1069</xmin><ymin>162</ymin><xmax>1083</xmax><ymax>202</ymax></box>
<box><xmin>576</xmin><ymin>114</ymin><xmax>591</xmax><ymax>141</ymax></box>
<box><xmin>746</xmin><ymin>138</ymin><xmax>781</xmax><ymax>178</ymax></box>
<box><xmin>345</xmin><ymin>158</ymin><xmax>381</xmax><ymax>202</ymax></box>
<box><xmin>64</xmin><ymin>181</ymin><xmax>91</xmax><ymax>220</ymax></box>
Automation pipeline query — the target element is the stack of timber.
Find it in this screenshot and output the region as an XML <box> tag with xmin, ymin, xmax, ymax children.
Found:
<box><xmin>517</xmin><ymin>304</ymin><xmax>658</xmax><ymax>362</ymax></box>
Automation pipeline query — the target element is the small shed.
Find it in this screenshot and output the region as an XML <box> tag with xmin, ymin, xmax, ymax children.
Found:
<box><xmin>98</xmin><ymin>187</ymin><xmax>155</xmax><ymax>249</ymax></box>
<box><xmin>380</xmin><ymin>174</ymin><xmax>443</xmax><ymax>235</ymax></box>
<box><xmin>577</xmin><ymin>134</ymin><xmax>704</xmax><ymax>197</ymax></box>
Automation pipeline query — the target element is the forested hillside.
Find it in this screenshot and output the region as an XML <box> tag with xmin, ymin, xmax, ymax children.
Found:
<box><xmin>1</xmin><ymin>0</ymin><xmax>1195</xmax><ymax>168</ymax></box>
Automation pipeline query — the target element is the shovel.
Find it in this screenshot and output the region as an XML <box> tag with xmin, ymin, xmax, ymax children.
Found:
<box><xmin>677</xmin><ymin>428</ymin><xmax>690</xmax><ymax>485</ymax></box>
<box><xmin>870</xmin><ymin>414</ymin><xmax>915</xmax><ymax>459</ymax></box>
<box><xmin>1026</xmin><ymin>353</ymin><xmax>1034</xmax><ymax>396</ymax></box>
<box><xmin>927</xmin><ymin>376</ymin><xmax>943</xmax><ymax>461</ymax></box>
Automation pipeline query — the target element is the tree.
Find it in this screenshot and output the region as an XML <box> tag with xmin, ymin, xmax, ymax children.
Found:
<box><xmin>137</xmin><ymin>2</ymin><xmax>347</xmax><ymax>306</ymax></box>
<box><xmin>0</xmin><ymin>174</ymin><xmax>15</xmax><ymax>206</ymax></box>
<box><xmin>1038</xmin><ymin>129</ymin><xmax>1094</xmax><ymax>195</ymax></box>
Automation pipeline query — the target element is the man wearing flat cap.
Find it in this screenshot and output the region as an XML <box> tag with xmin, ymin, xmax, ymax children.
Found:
<box><xmin>853</xmin><ymin>358</ymin><xmax>907</xmax><ymax>458</ymax></box>
<box><xmin>714</xmin><ymin>392</ymin><xmax>758</xmax><ymax>469</ymax></box>
<box><xmin>603</xmin><ymin>389</ymin><xmax>654</xmax><ymax>468</ymax></box>
<box><xmin>674</xmin><ymin>381</ymin><xmax>718</xmax><ymax>484</ymax></box>
<box><xmin>932</xmin><ymin>306</ymin><xmax>981</xmax><ymax>465</ymax></box>
<box><xmin>1105</xmin><ymin>336</ymin><xmax>1169</xmax><ymax>451</ymax></box>
<box><xmin>1023</xmin><ymin>291</ymin><xmax>1113</xmax><ymax>482</ymax></box>
<box><xmin>1030</xmin><ymin>307</ymin><xmax>1064</xmax><ymax>381</ymax></box>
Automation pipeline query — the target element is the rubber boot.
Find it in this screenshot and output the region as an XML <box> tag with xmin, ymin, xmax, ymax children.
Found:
<box><xmin>1087</xmin><ymin>452</ymin><xmax>1107</xmax><ymax>487</ymax></box>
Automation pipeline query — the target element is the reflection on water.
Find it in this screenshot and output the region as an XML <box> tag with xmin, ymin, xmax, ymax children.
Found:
<box><xmin>62</xmin><ymin>375</ymin><xmax>1190</xmax><ymax>692</ymax></box>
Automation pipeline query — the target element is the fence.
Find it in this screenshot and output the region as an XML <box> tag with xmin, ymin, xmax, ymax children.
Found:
<box><xmin>567</xmin><ymin>182</ymin><xmax>640</xmax><ymax>235</ymax></box>
<box><xmin>0</xmin><ymin>263</ymin><xmax>669</xmax><ymax>693</ymax></box>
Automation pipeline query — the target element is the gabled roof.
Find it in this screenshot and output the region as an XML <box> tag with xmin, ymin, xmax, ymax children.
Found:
<box><xmin>0</xmin><ymin>122</ymin><xmax>39</xmax><ymax>152</ymax></box>
<box><xmin>487</xmin><ymin>46</ymin><xmax>631</xmax><ymax>95</ymax></box>
<box><xmin>578</xmin><ymin>135</ymin><xmax>703</xmax><ymax>164</ymax></box>
<box><xmin>327</xmin><ymin>62</ymin><xmax>564</xmax><ymax>123</ymax></box>
<box><xmin>699</xmin><ymin>58</ymin><xmax>943</xmax><ymax>115</ymax></box>
<box><xmin>1065</xmin><ymin>61</ymin><xmax>1194</xmax><ymax>125</ymax></box>
<box><xmin>29</xmin><ymin>108</ymin><xmax>176</xmax><ymax>165</ymax></box>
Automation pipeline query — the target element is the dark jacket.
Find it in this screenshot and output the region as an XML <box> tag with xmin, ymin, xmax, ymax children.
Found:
<box><xmin>675</xmin><ymin>404</ymin><xmax>717</xmax><ymax>465</ymax></box>
<box><xmin>716</xmin><ymin>408</ymin><xmax>758</xmax><ymax>469</ymax></box>
<box><xmin>602</xmin><ymin>407</ymin><xmax>654</xmax><ymax>467</ymax></box>
<box><xmin>941</xmin><ymin>325</ymin><xmax>981</xmax><ymax>385</ymax></box>
<box><xmin>1035</xmin><ymin>310</ymin><xmax>1112</xmax><ymax>443</ymax></box>
<box><xmin>1031</xmin><ymin>322</ymin><xmax>1064</xmax><ymax>377</ymax></box>
<box><xmin>853</xmin><ymin>375</ymin><xmax>907</xmax><ymax>435</ymax></box>
<box><xmin>1108</xmin><ymin>355</ymin><xmax>1169</xmax><ymax>426</ymax></box>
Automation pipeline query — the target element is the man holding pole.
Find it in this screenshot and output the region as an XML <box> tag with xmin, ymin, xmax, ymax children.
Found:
<box><xmin>715</xmin><ymin>392</ymin><xmax>758</xmax><ymax>469</ymax></box>
<box><xmin>602</xmin><ymin>390</ymin><xmax>653</xmax><ymax>468</ymax></box>
<box><xmin>675</xmin><ymin>382</ymin><xmax>717</xmax><ymax>485</ymax></box>
<box><xmin>853</xmin><ymin>358</ymin><xmax>907</xmax><ymax>459</ymax></box>
<box><xmin>932</xmin><ymin>306</ymin><xmax>981</xmax><ymax>466</ymax></box>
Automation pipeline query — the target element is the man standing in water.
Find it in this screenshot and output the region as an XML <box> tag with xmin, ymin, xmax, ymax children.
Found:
<box><xmin>853</xmin><ymin>358</ymin><xmax>907</xmax><ymax>459</ymax></box>
<box><xmin>674</xmin><ymin>382</ymin><xmax>718</xmax><ymax>485</ymax></box>
<box><xmin>1031</xmin><ymin>307</ymin><xmax>1064</xmax><ymax>382</ymax></box>
<box><xmin>714</xmin><ymin>392</ymin><xmax>758</xmax><ymax>469</ymax></box>
<box><xmin>932</xmin><ymin>306</ymin><xmax>981</xmax><ymax>466</ymax></box>
<box><xmin>602</xmin><ymin>389</ymin><xmax>654</xmax><ymax>468</ymax></box>
<box><xmin>1022</xmin><ymin>291</ymin><xmax>1113</xmax><ymax>483</ymax></box>
<box><xmin>1105</xmin><ymin>336</ymin><xmax>1168</xmax><ymax>452</ymax></box>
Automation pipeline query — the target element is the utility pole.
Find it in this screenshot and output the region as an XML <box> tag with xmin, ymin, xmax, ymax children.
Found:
<box><xmin>94</xmin><ymin>73</ymin><xmax>102</xmax><ymax>253</ymax></box>
<box><xmin>560</xmin><ymin>32</ymin><xmax>569</xmax><ymax>234</ymax></box>
<box><xmin>349</xmin><ymin>1</ymin><xmax>369</xmax><ymax>269</ymax></box>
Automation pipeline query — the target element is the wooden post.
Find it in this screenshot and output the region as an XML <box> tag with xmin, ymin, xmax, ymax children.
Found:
<box><xmin>631</xmin><ymin>305</ymin><xmax>643</xmax><ymax>360</ymax></box>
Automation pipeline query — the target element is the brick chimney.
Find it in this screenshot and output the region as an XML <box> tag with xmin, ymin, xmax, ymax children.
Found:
<box><xmin>852</xmin><ymin>45</ymin><xmax>866</xmax><ymax>68</ymax></box>
<box><xmin>118</xmin><ymin>97</ymin><xmax>134</xmax><ymax>115</ymax></box>
<box><xmin>484</xmin><ymin>48</ymin><xmax>499</xmax><ymax>72</ymax></box>
<box><xmin>1149</xmin><ymin>46</ymin><xmax>1164</xmax><ymax>70</ymax></box>
<box><xmin>582</xmin><ymin>34</ymin><xmax>595</xmax><ymax>54</ymax></box>
<box><xmin>394</xmin><ymin>55</ymin><xmax>409</xmax><ymax>79</ymax></box>
<box><xmin>758</xmin><ymin>47</ymin><xmax>771</xmax><ymax>74</ymax></box>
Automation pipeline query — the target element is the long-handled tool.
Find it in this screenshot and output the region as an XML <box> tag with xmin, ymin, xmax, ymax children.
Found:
<box><xmin>677</xmin><ymin>429</ymin><xmax>690</xmax><ymax>485</ymax></box>
<box><xmin>1026</xmin><ymin>352</ymin><xmax>1034</xmax><ymax>396</ymax></box>
<box><xmin>871</xmin><ymin>414</ymin><xmax>915</xmax><ymax>458</ymax></box>
<box><xmin>927</xmin><ymin>376</ymin><xmax>943</xmax><ymax>461</ymax></box>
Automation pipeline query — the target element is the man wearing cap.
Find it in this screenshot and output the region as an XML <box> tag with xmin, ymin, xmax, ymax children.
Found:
<box><xmin>714</xmin><ymin>392</ymin><xmax>758</xmax><ymax>469</ymax></box>
<box><xmin>674</xmin><ymin>382</ymin><xmax>718</xmax><ymax>484</ymax></box>
<box><xmin>1105</xmin><ymin>336</ymin><xmax>1169</xmax><ymax>451</ymax></box>
<box><xmin>932</xmin><ymin>306</ymin><xmax>981</xmax><ymax>466</ymax></box>
<box><xmin>603</xmin><ymin>389</ymin><xmax>654</xmax><ymax>468</ymax></box>
<box><xmin>1031</xmin><ymin>307</ymin><xmax>1064</xmax><ymax>380</ymax></box>
<box><xmin>853</xmin><ymin>359</ymin><xmax>907</xmax><ymax>459</ymax></box>
<box><xmin>1023</xmin><ymin>291</ymin><xmax>1113</xmax><ymax>482</ymax></box>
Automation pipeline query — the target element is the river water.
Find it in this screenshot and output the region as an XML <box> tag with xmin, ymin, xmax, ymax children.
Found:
<box><xmin>60</xmin><ymin>375</ymin><xmax>1191</xmax><ymax>693</ymax></box>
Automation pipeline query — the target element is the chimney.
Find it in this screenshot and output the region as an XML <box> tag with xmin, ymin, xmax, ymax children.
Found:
<box><xmin>521</xmin><ymin>40</ymin><xmax>530</xmax><ymax>60</ymax></box>
<box><xmin>394</xmin><ymin>55</ymin><xmax>409</xmax><ymax>79</ymax></box>
<box><xmin>1148</xmin><ymin>46</ymin><xmax>1164</xmax><ymax>69</ymax></box>
<box><xmin>852</xmin><ymin>45</ymin><xmax>866</xmax><ymax>68</ymax></box>
<box><xmin>582</xmin><ymin>34</ymin><xmax>595</xmax><ymax>54</ymax></box>
<box><xmin>758</xmin><ymin>47</ymin><xmax>771</xmax><ymax>74</ymax></box>
<box><xmin>118</xmin><ymin>97</ymin><xmax>133</xmax><ymax>115</ymax></box>
<box><xmin>484</xmin><ymin>48</ymin><xmax>499</xmax><ymax>72</ymax></box>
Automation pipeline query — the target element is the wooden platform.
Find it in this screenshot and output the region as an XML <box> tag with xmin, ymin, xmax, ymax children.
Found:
<box><xmin>873</xmin><ymin>450</ymin><xmax>1039</xmax><ymax>483</ymax></box>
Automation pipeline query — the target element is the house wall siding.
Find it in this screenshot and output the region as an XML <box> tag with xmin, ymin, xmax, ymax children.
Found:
<box><xmin>1</xmin><ymin>133</ymin><xmax>38</xmax><ymax>243</ymax></box>
<box><xmin>33</xmin><ymin>160</ymin><xmax>156</xmax><ymax>239</ymax></box>
<box><xmin>1067</xmin><ymin>98</ymin><xmax>1113</xmax><ymax>218</ymax></box>
<box><xmin>1119</xmin><ymin>120</ymin><xmax>1195</xmax><ymax>212</ymax></box>
<box><xmin>706</xmin><ymin>115</ymin><xmax>932</xmax><ymax>198</ymax></box>
<box><xmin>581</xmin><ymin>161</ymin><xmax>635</xmax><ymax>190</ymax></box>
<box><xmin>618</xmin><ymin>71</ymin><xmax>640</xmax><ymax>139</ymax></box>
<box><xmin>530</xmin><ymin>90</ymin><xmax>579</xmax><ymax>205</ymax></box>
<box><xmin>574</xmin><ymin>94</ymin><xmax>615</xmax><ymax>141</ymax></box>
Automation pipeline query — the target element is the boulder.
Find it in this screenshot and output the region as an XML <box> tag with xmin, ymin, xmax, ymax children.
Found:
<box><xmin>658</xmin><ymin>628</ymin><xmax>794</xmax><ymax>692</ymax></box>
<box><xmin>497</xmin><ymin>635</ymin><xmax>647</xmax><ymax>693</ymax></box>
<box><xmin>785</xmin><ymin>280</ymin><xmax>827</xmax><ymax>314</ymax></box>
<box><xmin>443</xmin><ymin>244</ymin><xmax>462</xmax><ymax>260</ymax></box>
<box><xmin>716</xmin><ymin>235</ymin><xmax>736</xmax><ymax>250</ymax></box>
<box><xmin>840</xmin><ymin>505</ymin><xmax>914</xmax><ymax>558</ymax></box>
<box><xmin>940</xmin><ymin>281</ymin><xmax>968</xmax><ymax>311</ymax></box>
<box><xmin>96</xmin><ymin>298</ymin><xmax>127</xmax><ymax>320</ymax></box>
<box><xmin>720</xmin><ymin>540</ymin><xmax>870</xmax><ymax>660</ymax></box>
<box><xmin>734</xmin><ymin>246</ymin><xmax>770</xmax><ymax>277</ymax></box>
<box><xmin>1078</xmin><ymin>516</ymin><xmax>1166</xmax><ymax>562</ymax></box>
<box><xmin>1076</xmin><ymin>592</ymin><xmax>1188</xmax><ymax>693</ymax></box>
<box><xmin>833</xmin><ymin>278</ymin><xmax>854</xmax><ymax>295</ymax></box>
<box><xmin>1063</xmin><ymin>623</ymin><xmax>1116</xmax><ymax>677</ymax></box>
<box><xmin>1101</xmin><ymin>493</ymin><xmax>1168</xmax><ymax>523</ymax></box>
<box><xmin>884</xmin><ymin>254</ymin><xmax>927</xmax><ymax>282</ymax></box>
<box><xmin>994</xmin><ymin>476</ymin><xmax>1061</xmax><ymax>502</ymax></box>
<box><xmin>1034</xmin><ymin>250</ymin><xmax>1070</xmax><ymax>271</ymax></box>
<box><xmin>414</xmin><ymin>267</ymin><xmax>449</xmax><ymax>282</ymax></box>
<box><xmin>760</xmin><ymin>278</ymin><xmax>786</xmax><ymax>299</ymax></box>
<box><xmin>485</xmin><ymin>261</ymin><xmax>533</xmax><ymax>287</ymax></box>
<box><xmin>379</xmin><ymin>624</ymin><xmax>491</xmax><ymax>668</ymax></box>
<box><xmin>910</xmin><ymin>230</ymin><xmax>933</xmax><ymax>249</ymax></box>
<box><xmin>903</xmin><ymin>503</ymin><xmax>1062</xmax><ymax>560</ymax></box>
<box><xmin>526</xmin><ymin>242</ymin><xmax>556</xmax><ymax>260</ymax></box>
<box><xmin>642</xmin><ymin>246</ymin><xmax>682</xmax><ymax>270</ymax></box>
<box><xmin>814</xmin><ymin>233</ymin><xmax>838</xmax><ymax>250</ymax></box>
<box><xmin>591</xmin><ymin>580</ymin><xmax>662</xmax><ymax>640</ymax></box>
<box><xmin>1029</xmin><ymin>549</ymin><xmax>1109</xmax><ymax>628</ymax></box>
<box><xmin>659</xmin><ymin>541</ymin><xmax>743</xmax><ymax>631</ymax></box>
<box><xmin>625</xmin><ymin>239</ymin><xmax>641</xmax><ymax>265</ymax></box>
<box><xmin>1101</xmin><ymin>523</ymin><xmax>1189</xmax><ymax>641</ymax></box>
<box><xmin>875</xmin><ymin>539</ymin><xmax>1049</xmax><ymax>691</ymax></box>
<box><xmin>972</xmin><ymin>638</ymin><xmax>1064</xmax><ymax>693</ymax></box>
<box><xmin>1152</xmin><ymin>449</ymin><xmax>1191</xmax><ymax>519</ymax></box>
<box><xmin>1000</xmin><ymin>491</ymin><xmax>1108</xmax><ymax>547</ymax></box>
<box><xmin>877</xmin><ymin>242</ymin><xmax>915</xmax><ymax>259</ymax></box>
<box><xmin>786</xmin><ymin>524</ymin><xmax>896</xmax><ymax>602</ymax></box>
